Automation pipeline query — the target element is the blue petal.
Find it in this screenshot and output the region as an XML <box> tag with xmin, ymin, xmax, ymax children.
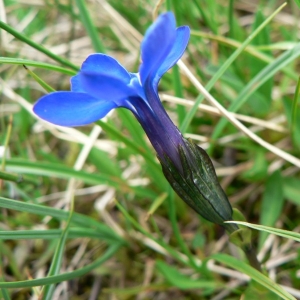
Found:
<box><xmin>33</xmin><ymin>91</ymin><xmax>117</xmax><ymax>126</ymax></box>
<box><xmin>154</xmin><ymin>26</ymin><xmax>190</xmax><ymax>86</ymax></box>
<box><xmin>71</xmin><ymin>54</ymin><xmax>133</xmax><ymax>104</ymax></box>
<box><xmin>139</xmin><ymin>12</ymin><xmax>176</xmax><ymax>84</ymax></box>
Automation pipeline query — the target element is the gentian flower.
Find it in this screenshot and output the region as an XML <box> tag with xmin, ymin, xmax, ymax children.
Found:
<box><xmin>34</xmin><ymin>12</ymin><xmax>236</xmax><ymax>231</ymax></box>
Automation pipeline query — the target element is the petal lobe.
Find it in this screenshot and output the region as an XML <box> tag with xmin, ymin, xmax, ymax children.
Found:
<box><xmin>139</xmin><ymin>12</ymin><xmax>176</xmax><ymax>84</ymax></box>
<box><xmin>33</xmin><ymin>91</ymin><xmax>117</xmax><ymax>126</ymax></box>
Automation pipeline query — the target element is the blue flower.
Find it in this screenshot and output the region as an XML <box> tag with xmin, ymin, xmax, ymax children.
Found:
<box><xmin>34</xmin><ymin>12</ymin><xmax>189</xmax><ymax>171</ymax></box>
<box><xmin>34</xmin><ymin>12</ymin><xmax>236</xmax><ymax>230</ymax></box>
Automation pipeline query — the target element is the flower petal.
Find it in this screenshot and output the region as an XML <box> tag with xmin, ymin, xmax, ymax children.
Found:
<box><xmin>139</xmin><ymin>12</ymin><xmax>176</xmax><ymax>84</ymax></box>
<box><xmin>33</xmin><ymin>91</ymin><xmax>117</xmax><ymax>126</ymax></box>
<box><xmin>71</xmin><ymin>54</ymin><xmax>133</xmax><ymax>103</ymax></box>
<box><xmin>154</xmin><ymin>26</ymin><xmax>190</xmax><ymax>86</ymax></box>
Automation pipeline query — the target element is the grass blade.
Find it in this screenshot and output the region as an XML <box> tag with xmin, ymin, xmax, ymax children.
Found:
<box><xmin>42</xmin><ymin>196</ymin><xmax>74</xmax><ymax>299</ymax></box>
<box><xmin>23</xmin><ymin>65</ymin><xmax>55</xmax><ymax>93</ymax></box>
<box><xmin>4</xmin><ymin>158</ymin><xmax>156</xmax><ymax>199</ymax></box>
<box><xmin>0</xmin><ymin>21</ymin><xmax>79</xmax><ymax>71</ymax></box>
<box><xmin>291</xmin><ymin>76</ymin><xmax>300</xmax><ymax>144</ymax></box>
<box><xmin>180</xmin><ymin>3</ymin><xmax>286</xmax><ymax>134</ymax></box>
<box><xmin>0</xmin><ymin>196</ymin><xmax>124</xmax><ymax>243</ymax></box>
<box><xmin>75</xmin><ymin>0</ymin><xmax>105</xmax><ymax>53</ymax></box>
<box><xmin>0</xmin><ymin>244</ymin><xmax>121</xmax><ymax>288</ymax></box>
<box><xmin>210</xmin><ymin>41</ymin><xmax>300</xmax><ymax>148</ymax></box>
<box><xmin>156</xmin><ymin>260</ymin><xmax>219</xmax><ymax>290</ymax></box>
<box><xmin>225</xmin><ymin>221</ymin><xmax>300</xmax><ymax>243</ymax></box>
<box><xmin>0</xmin><ymin>57</ymin><xmax>76</xmax><ymax>75</ymax></box>
<box><xmin>212</xmin><ymin>253</ymin><xmax>296</xmax><ymax>300</ymax></box>
<box><xmin>0</xmin><ymin>228</ymin><xmax>109</xmax><ymax>240</ymax></box>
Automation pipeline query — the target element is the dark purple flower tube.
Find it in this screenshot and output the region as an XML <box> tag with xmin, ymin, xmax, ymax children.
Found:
<box><xmin>33</xmin><ymin>12</ymin><xmax>236</xmax><ymax>230</ymax></box>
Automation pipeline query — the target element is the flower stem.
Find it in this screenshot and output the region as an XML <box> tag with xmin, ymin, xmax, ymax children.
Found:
<box><xmin>228</xmin><ymin>227</ymin><xmax>262</xmax><ymax>272</ymax></box>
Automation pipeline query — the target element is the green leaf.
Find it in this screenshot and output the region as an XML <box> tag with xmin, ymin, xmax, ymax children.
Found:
<box><xmin>283</xmin><ymin>176</ymin><xmax>300</xmax><ymax>205</ymax></box>
<box><xmin>146</xmin><ymin>193</ymin><xmax>167</xmax><ymax>219</ymax></box>
<box><xmin>42</xmin><ymin>226</ymin><xmax>68</xmax><ymax>300</ymax></box>
<box><xmin>0</xmin><ymin>228</ymin><xmax>110</xmax><ymax>240</ymax></box>
<box><xmin>3</xmin><ymin>158</ymin><xmax>153</xmax><ymax>198</ymax></box>
<box><xmin>210</xmin><ymin>38</ymin><xmax>300</xmax><ymax>149</ymax></box>
<box><xmin>0</xmin><ymin>241</ymin><xmax>11</xmax><ymax>300</ymax></box>
<box><xmin>291</xmin><ymin>77</ymin><xmax>300</xmax><ymax>145</ymax></box>
<box><xmin>180</xmin><ymin>3</ymin><xmax>286</xmax><ymax>134</ymax></box>
<box><xmin>190</xmin><ymin>31</ymin><xmax>297</xmax><ymax>81</ymax></box>
<box><xmin>156</xmin><ymin>260</ymin><xmax>219</xmax><ymax>290</ymax></box>
<box><xmin>242</xmin><ymin>149</ymin><xmax>268</xmax><ymax>181</ymax></box>
<box><xmin>0</xmin><ymin>244</ymin><xmax>121</xmax><ymax>288</ymax></box>
<box><xmin>0</xmin><ymin>21</ymin><xmax>79</xmax><ymax>71</ymax></box>
<box><xmin>294</xmin><ymin>0</ymin><xmax>300</xmax><ymax>9</ymax></box>
<box><xmin>283</xmin><ymin>97</ymin><xmax>300</xmax><ymax>149</ymax></box>
<box><xmin>259</xmin><ymin>171</ymin><xmax>284</xmax><ymax>248</ymax></box>
<box><xmin>225</xmin><ymin>221</ymin><xmax>300</xmax><ymax>243</ymax></box>
<box><xmin>0</xmin><ymin>197</ymin><xmax>124</xmax><ymax>244</ymax></box>
<box><xmin>23</xmin><ymin>65</ymin><xmax>55</xmax><ymax>93</ymax></box>
<box><xmin>87</xmin><ymin>148</ymin><xmax>122</xmax><ymax>177</ymax></box>
<box><xmin>249</xmin><ymin>9</ymin><xmax>273</xmax><ymax>114</ymax></box>
<box><xmin>42</xmin><ymin>197</ymin><xmax>75</xmax><ymax>300</ymax></box>
<box><xmin>0</xmin><ymin>57</ymin><xmax>76</xmax><ymax>75</ymax></box>
<box><xmin>0</xmin><ymin>289</ymin><xmax>10</xmax><ymax>300</ymax></box>
<box><xmin>212</xmin><ymin>253</ymin><xmax>296</xmax><ymax>300</ymax></box>
<box><xmin>0</xmin><ymin>170</ymin><xmax>27</xmax><ymax>184</ymax></box>
<box><xmin>192</xmin><ymin>0</ymin><xmax>218</xmax><ymax>34</ymax></box>
<box><xmin>243</xmin><ymin>280</ymin><xmax>281</xmax><ymax>300</ymax></box>
<box><xmin>75</xmin><ymin>0</ymin><xmax>105</xmax><ymax>53</ymax></box>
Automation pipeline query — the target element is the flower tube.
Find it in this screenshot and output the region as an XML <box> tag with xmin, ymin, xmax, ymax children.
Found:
<box><xmin>34</xmin><ymin>12</ymin><xmax>236</xmax><ymax>231</ymax></box>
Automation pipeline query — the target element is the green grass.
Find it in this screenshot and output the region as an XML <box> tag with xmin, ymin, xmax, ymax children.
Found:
<box><xmin>1</xmin><ymin>0</ymin><xmax>300</xmax><ymax>299</ymax></box>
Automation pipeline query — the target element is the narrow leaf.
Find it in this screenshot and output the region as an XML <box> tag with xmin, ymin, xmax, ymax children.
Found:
<box><xmin>0</xmin><ymin>244</ymin><xmax>121</xmax><ymax>288</ymax></box>
<box><xmin>225</xmin><ymin>221</ymin><xmax>300</xmax><ymax>243</ymax></box>
<box><xmin>212</xmin><ymin>253</ymin><xmax>296</xmax><ymax>300</ymax></box>
<box><xmin>0</xmin><ymin>197</ymin><xmax>124</xmax><ymax>243</ymax></box>
<box><xmin>291</xmin><ymin>76</ymin><xmax>300</xmax><ymax>145</ymax></box>
<box><xmin>0</xmin><ymin>21</ymin><xmax>79</xmax><ymax>71</ymax></box>
<box><xmin>0</xmin><ymin>57</ymin><xmax>76</xmax><ymax>75</ymax></box>
<box><xmin>180</xmin><ymin>3</ymin><xmax>286</xmax><ymax>134</ymax></box>
<box><xmin>283</xmin><ymin>176</ymin><xmax>300</xmax><ymax>205</ymax></box>
<box><xmin>210</xmin><ymin>39</ymin><xmax>300</xmax><ymax>149</ymax></box>
<box><xmin>23</xmin><ymin>65</ymin><xmax>55</xmax><ymax>93</ymax></box>
<box><xmin>156</xmin><ymin>260</ymin><xmax>219</xmax><ymax>290</ymax></box>
<box><xmin>75</xmin><ymin>0</ymin><xmax>105</xmax><ymax>53</ymax></box>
